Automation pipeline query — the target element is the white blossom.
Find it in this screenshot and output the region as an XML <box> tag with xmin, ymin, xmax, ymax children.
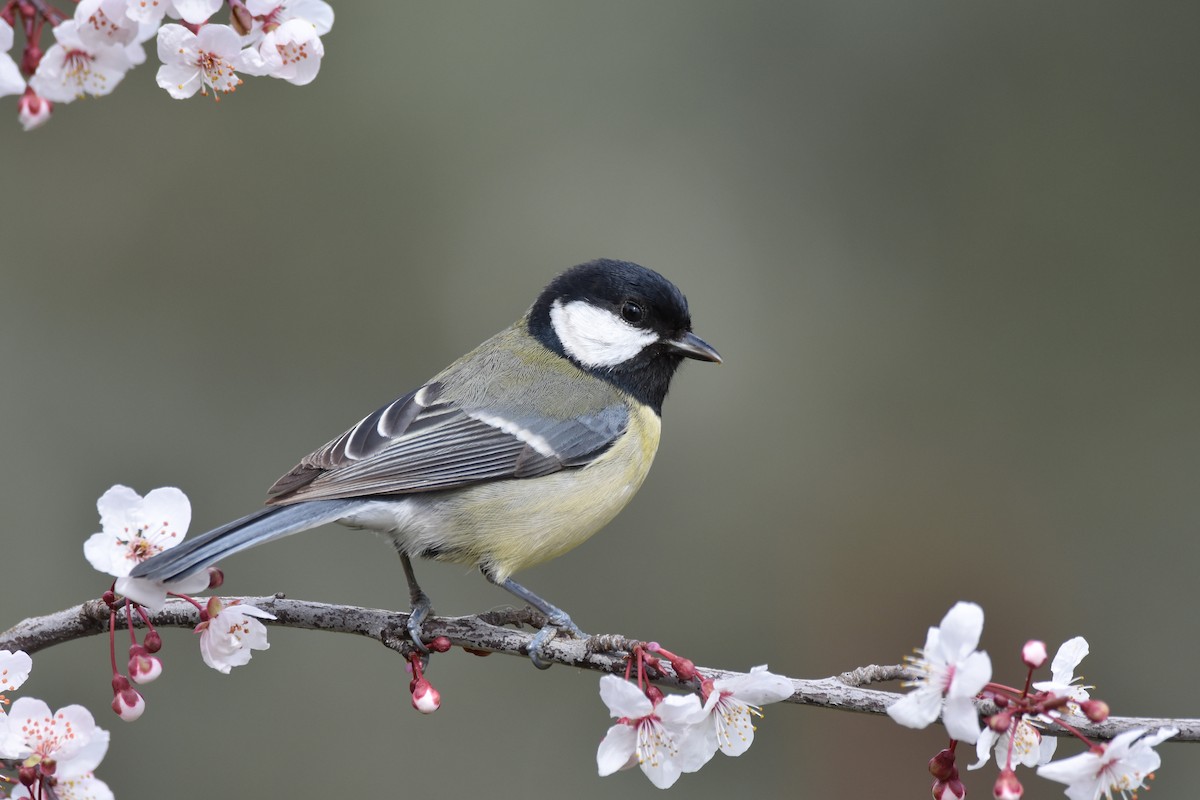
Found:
<box><xmin>84</xmin><ymin>484</ymin><xmax>209</xmax><ymax>610</ymax></box>
<box><xmin>0</xmin><ymin>698</ymin><xmax>110</xmax><ymax>775</ymax></box>
<box><xmin>0</xmin><ymin>650</ymin><xmax>32</xmax><ymax>695</ymax></box>
<box><xmin>1032</xmin><ymin>636</ymin><xmax>1092</xmax><ymax>713</ymax></box>
<box><xmin>887</xmin><ymin>601</ymin><xmax>992</xmax><ymax>743</ymax></box>
<box><xmin>596</xmin><ymin>676</ymin><xmax>707</xmax><ymax>789</ymax></box>
<box><xmin>123</xmin><ymin>0</ymin><xmax>177</xmax><ymax>26</ymax></box>
<box><xmin>691</xmin><ymin>665</ymin><xmax>793</xmax><ymax>764</ymax></box>
<box><xmin>241</xmin><ymin>17</ymin><xmax>324</xmax><ymax>85</ymax></box>
<box><xmin>29</xmin><ymin>21</ymin><xmax>137</xmax><ymax>103</ymax></box>
<box><xmin>155</xmin><ymin>23</ymin><xmax>246</xmax><ymax>99</ymax></box>
<box><xmin>0</xmin><ymin>20</ymin><xmax>25</xmax><ymax>98</ymax></box>
<box><xmin>75</xmin><ymin>0</ymin><xmax>140</xmax><ymax>49</ymax></box>
<box><xmin>1037</xmin><ymin>727</ymin><xmax>1177</xmax><ymax>800</ymax></box>
<box><xmin>172</xmin><ymin>0</ymin><xmax>221</xmax><ymax>25</ymax></box>
<box><xmin>970</xmin><ymin>717</ymin><xmax>1056</xmax><ymax>771</ymax></box>
<box><xmin>197</xmin><ymin>600</ymin><xmax>276</xmax><ymax>673</ymax></box>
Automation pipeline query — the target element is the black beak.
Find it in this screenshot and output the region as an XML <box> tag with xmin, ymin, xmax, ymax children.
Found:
<box><xmin>668</xmin><ymin>331</ymin><xmax>722</xmax><ymax>363</ymax></box>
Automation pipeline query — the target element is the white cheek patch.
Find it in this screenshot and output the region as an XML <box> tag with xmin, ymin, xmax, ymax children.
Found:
<box><xmin>549</xmin><ymin>299</ymin><xmax>658</xmax><ymax>368</ymax></box>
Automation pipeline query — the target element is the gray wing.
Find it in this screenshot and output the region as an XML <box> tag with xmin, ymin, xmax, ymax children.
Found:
<box><xmin>266</xmin><ymin>381</ymin><xmax>628</xmax><ymax>504</ymax></box>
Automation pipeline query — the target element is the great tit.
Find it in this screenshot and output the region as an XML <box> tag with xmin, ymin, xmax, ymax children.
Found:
<box><xmin>132</xmin><ymin>259</ymin><xmax>721</xmax><ymax>666</ymax></box>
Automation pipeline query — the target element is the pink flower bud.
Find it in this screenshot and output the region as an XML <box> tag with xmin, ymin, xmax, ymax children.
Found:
<box><xmin>18</xmin><ymin>764</ymin><xmax>37</xmax><ymax>788</ymax></box>
<box><xmin>644</xmin><ymin>684</ymin><xmax>664</xmax><ymax>705</ymax></box>
<box><xmin>988</xmin><ymin>710</ymin><xmax>1013</xmax><ymax>733</ymax></box>
<box><xmin>17</xmin><ymin>89</ymin><xmax>51</xmax><ymax>132</ymax></box>
<box><xmin>932</xmin><ymin>777</ymin><xmax>966</xmax><ymax>800</ymax></box>
<box><xmin>143</xmin><ymin>630</ymin><xmax>163</xmax><ymax>653</ymax></box>
<box><xmin>429</xmin><ymin>636</ymin><xmax>452</xmax><ymax>653</ymax></box>
<box><xmin>206</xmin><ymin>567</ymin><xmax>224</xmax><ymax>590</ymax></box>
<box><xmin>411</xmin><ymin>678</ymin><xmax>441</xmax><ymax>714</ymax></box>
<box><xmin>205</xmin><ymin>596</ymin><xmax>225</xmax><ymax>617</ymax></box>
<box><xmin>993</xmin><ymin>768</ymin><xmax>1023</xmax><ymax>800</ymax></box>
<box><xmin>928</xmin><ymin>747</ymin><xmax>958</xmax><ymax>781</ymax></box>
<box><xmin>230</xmin><ymin>3</ymin><xmax>253</xmax><ymax>36</ymax></box>
<box><xmin>669</xmin><ymin>656</ymin><xmax>696</xmax><ymax>681</ymax></box>
<box><xmin>1021</xmin><ymin>640</ymin><xmax>1048</xmax><ymax>669</ymax></box>
<box><xmin>1081</xmin><ymin>699</ymin><xmax>1110</xmax><ymax>722</ymax></box>
<box><xmin>129</xmin><ymin>649</ymin><xmax>164</xmax><ymax>684</ymax></box>
<box><xmin>38</xmin><ymin>758</ymin><xmax>56</xmax><ymax>777</ymax></box>
<box><xmin>112</xmin><ymin>686</ymin><xmax>146</xmax><ymax>722</ymax></box>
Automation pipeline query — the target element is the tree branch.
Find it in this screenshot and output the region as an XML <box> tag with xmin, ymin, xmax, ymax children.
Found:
<box><xmin>2</xmin><ymin>595</ymin><xmax>1194</xmax><ymax>742</ymax></box>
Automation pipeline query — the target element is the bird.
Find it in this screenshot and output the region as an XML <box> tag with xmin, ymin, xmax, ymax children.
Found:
<box><xmin>131</xmin><ymin>259</ymin><xmax>721</xmax><ymax>667</ymax></box>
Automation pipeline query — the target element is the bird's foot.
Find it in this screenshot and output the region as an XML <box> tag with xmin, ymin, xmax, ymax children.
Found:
<box><xmin>406</xmin><ymin>590</ymin><xmax>433</xmax><ymax>655</ymax></box>
<box><xmin>526</xmin><ymin>611</ymin><xmax>585</xmax><ymax>670</ymax></box>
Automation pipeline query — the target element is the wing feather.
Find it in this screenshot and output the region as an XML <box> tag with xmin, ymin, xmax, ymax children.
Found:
<box><xmin>266</xmin><ymin>381</ymin><xmax>628</xmax><ymax>504</ymax></box>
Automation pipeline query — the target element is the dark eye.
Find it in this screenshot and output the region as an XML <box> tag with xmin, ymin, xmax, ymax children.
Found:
<box><xmin>621</xmin><ymin>300</ymin><xmax>646</xmax><ymax>324</ymax></box>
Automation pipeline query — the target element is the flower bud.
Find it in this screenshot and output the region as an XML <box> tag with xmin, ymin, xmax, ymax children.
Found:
<box><xmin>101</xmin><ymin>589</ymin><xmax>117</xmax><ymax>607</ymax></box>
<box><xmin>230</xmin><ymin>2</ymin><xmax>253</xmax><ymax>36</ymax></box>
<box><xmin>206</xmin><ymin>567</ymin><xmax>224</xmax><ymax>590</ymax></box>
<box><xmin>932</xmin><ymin>777</ymin><xmax>966</xmax><ymax>800</ymax></box>
<box><xmin>205</xmin><ymin>596</ymin><xmax>225</xmax><ymax>618</ymax></box>
<box><xmin>38</xmin><ymin>758</ymin><xmax>55</xmax><ymax>777</ymax></box>
<box><xmin>143</xmin><ymin>630</ymin><xmax>163</xmax><ymax>653</ymax></box>
<box><xmin>411</xmin><ymin>678</ymin><xmax>441</xmax><ymax>714</ymax></box>
<box><xmin>129</xmin><ymin>647</ymin><xmax>164</xmax><ymax>684</ymax></box>
<box><xmin>429</xmin><ymin>636</ymin><xmax>452</xmax><ymax>653</ymax></box>
<box><xmin>112</xmin><ymin>686</ymin><xmax>146</xmax><ymax>721</ymax></box>
<box><xmin>18</xmin><ymin>764</ymin><xmax>37</xmax><ymax>788</ymax></box>
<box><xmin>669</xmin><ymin>656</ymin><xmax>696</xmax><ymax>681</ymax></box>
<box><xmin>928</xmin><ymin>747</ymin><xmax>958</xmax><ymax>781</ymax></box>
<box><xmin>1021</xmin><ymin>640</ymin><xmax>1048</xmax><ymax>669</ymax></box>
<box><xmin>988</xmin><ymin>710</ymin><xmax>1013</xmax><ymax>733</ymax></box>
<box><xmin>993</xmin><ymin>768</ymin><xmax>1023</xmax><ymax>799</ymax></box>
<box><xmin>1081</xmin><ymin>699</ymin><xmax>1110</xmax><ymax>722</ymax></box>
<box><xmin>644</xmin><ymin>684</ymin><xmax>664</xmax><ymax>705</ymax></box>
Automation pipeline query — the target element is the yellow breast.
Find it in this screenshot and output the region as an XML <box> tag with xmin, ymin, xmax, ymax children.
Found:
<box><xmin>427</xmin><ymin>402</ymin><xmax>662</xmax><ymax>582</ymax></box>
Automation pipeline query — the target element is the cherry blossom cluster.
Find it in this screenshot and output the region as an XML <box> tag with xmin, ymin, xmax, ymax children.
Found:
<box><xmin>0</xmin><ymin>649</ymin><xmax>114</xmax><ymax>800</ymax></box>
<box><xmin>887</xmin><ymin>601</ymin><xmax>1178</xmax><ymax>800</ymax></box>
<box><xmin>0</xmin><ymin>0</ymin><xmax>331</xmax><ymax>130</ymax></box>
<box><xmin>85</xmin><ymin>485</ymin><xmax>277</xmax><ymax>722</ymax></box>
<box><xmin>596</xmin><ymin>643</ymin><xmax>793</xmax><ymax>789</ymax></box>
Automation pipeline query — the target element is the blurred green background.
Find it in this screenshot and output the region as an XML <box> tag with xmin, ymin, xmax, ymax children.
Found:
<box><xmin>3</xmin><ymin>2</ymin><xmax>1199</xmax><ymax>798</ymax></box>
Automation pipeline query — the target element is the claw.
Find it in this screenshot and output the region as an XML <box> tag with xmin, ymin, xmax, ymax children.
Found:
<box><xmin>527</xmin><ymin>625</ymin><xmax>558</xmax><ymax>670</ymax></box>
<box><xmin>525</xmin><ymin>610</ymin><xmax>585</xmax><ymax>669</ymax></box>
<box><xmin>481</xmin><ymin>567</ymin><xmax>586</xmax><ymax>670</ymax></box>
<box><xmin>406</xmin><ymin>590</ymin><xmax>432</xmax><ymax>655</ymax></box>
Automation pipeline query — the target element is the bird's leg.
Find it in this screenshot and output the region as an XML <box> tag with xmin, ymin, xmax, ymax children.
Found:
<box><xmin>482</xmin><ymin>567</ymin><xmax>584</xmax><ymax>669</ymax></box>
<box><xmin>400</xmin><ymin>553</ymin><xmax>432</xmax><ymax>654</ymax></box>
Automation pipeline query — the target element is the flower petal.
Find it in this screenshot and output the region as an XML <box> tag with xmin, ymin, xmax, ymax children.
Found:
<box><xmin>935</xmin><ymin>602</ymin><xmax>984</xmax><ymax>662</ymax></box>
<box><xmin>1049</xmin><ymin>636</ymin><xmax>1088</xmax><ymax>684</ymax></box>
<box><xmin>597</xmin><ymin>724</ymin><xmax>636</xmax><ymax>776</ymax></box>
<box><xmin>942</xmin><ymin>696</ymin><xmax>982</xmax><ymax>744</ymax></box>
<box><xmin>886</xmin><ymin>686</ymin><xmax>942</xmax><ymax>729</ymax></box>
<box><xmin>948</xmin><ymin>650</ymin><xmax>991</xmax><ymax>698</ymax></box>
<box><xmin>598</xmin><ymin>675</ymin><xmax>652</xmax><ymax>719</ymax></box>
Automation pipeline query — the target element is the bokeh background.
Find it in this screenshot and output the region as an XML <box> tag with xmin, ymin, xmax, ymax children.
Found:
<box><xmin>3</xmin><ymin>2</ymin><xmax>1199</xmax><ymax>798</ymax></box>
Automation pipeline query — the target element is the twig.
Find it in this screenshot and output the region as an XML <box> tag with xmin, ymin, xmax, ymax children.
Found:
<box><xmin>1</xmin><ymin>596</ymin><xmax>1195</xmax><ymax>742</ymax></box>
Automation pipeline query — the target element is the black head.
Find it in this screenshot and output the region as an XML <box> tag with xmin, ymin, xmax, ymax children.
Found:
<box><xmin>528</xmin><ymin>259</ymin><xmax>721</xmax><ymax>413</ymax></box>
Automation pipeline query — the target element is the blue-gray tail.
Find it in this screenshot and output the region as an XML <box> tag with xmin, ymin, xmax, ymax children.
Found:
<box><xmin>130</xmin><ymin>500</ymin><xmax>361</xmax><ymax>583</ymax></box>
